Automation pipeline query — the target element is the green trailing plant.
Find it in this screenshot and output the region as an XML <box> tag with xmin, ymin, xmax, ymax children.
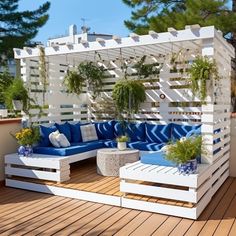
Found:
<box><xmin>188</xmin><ymin>56</ymin><xmax>219</xmax><ymax>103</ymax></box>
<box><xmin>133</xmin><ymin>55</ymin><xmax>160</xmax><ymax>79</ymax></box>
<box><xmin>63</xmin><ymin>61</ymin><xmax>106</xmax><ymax>98</ymax></box>
<box><xmin>39</xmin><ymin>46</ymin><xmax>48</xmax><ymax>105</ymax></box>
<box><xmin>112</xmin><ymin>79</ymin><xmax>146</xmax><ymax>116</ymax></box>
<box><xmin>4</xmin><ymin>78</ymin><xmax>29</xmax><ymax>112</ymax></box>
<box><xmin>165</xmin><ymin>136</ymin><xmax>203</xmax><ymax>164</ymax></box>
<box><xmin>116</xmin><ymin>135</ymin><xmax>129</xmax><ymax>142</ymax></box>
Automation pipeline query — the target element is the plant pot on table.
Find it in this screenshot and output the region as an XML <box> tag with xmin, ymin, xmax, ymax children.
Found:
<box><xmin>178</xmin><ymin>159</ymin><xmax>198</xmax><ymax>175</ymax></box>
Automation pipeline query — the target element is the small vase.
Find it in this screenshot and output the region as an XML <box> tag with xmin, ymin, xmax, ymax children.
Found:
<box><xmin>117</xmin><ymin>142</ymin><xmax>127</xmax><ymax>151</ymax></box>
<box><xmin>18</xmin><ymin>145</ymin><xmax>33</xmax><ymax>157</ymax></box>
<box><xmin>178</xmin><ymin>159</ymin><xmax>198</xmax><ymax>175</ymax></box>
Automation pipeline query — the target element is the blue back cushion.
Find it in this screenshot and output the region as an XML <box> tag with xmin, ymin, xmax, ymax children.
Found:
<box><xmin>55</xmin><ymin>122</ymin><xmax>72</xmax><ymax>142</ymax></box>
<box><xmin>39</xmin><ymin>125</ymin><xmax>57</xmax><ymax>147</ymax></box>
<box><xmin>69</xmin><ymin>122</ymin><xmax>82</xmax><ymax>143</ymax></box>
<box><xmin>95</xmin><ymin>121</ymin><xmax>115</xmax><ymax>140</ymax></box>
<box><xmin>114</xmin><ymin>121</ymin><xmax>126</xmax><ymax>137</ymax></box>
<box><xmin>146</xmin><ymin>123</ymin><xmax>172</xmax><ymax>144</ymax></box>
<box><xmin>126</xmin><ymin>122</ymin><xmax>145</xmax><ymax>141</ymax></box>
<box><xmin>172</xmin><ymin>124</ymin><xmax>201</xmax><ymax>140</ymax></box>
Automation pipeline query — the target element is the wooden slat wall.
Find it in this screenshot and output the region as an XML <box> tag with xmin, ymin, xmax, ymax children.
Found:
<box><xmin>20</xmin><ymin>32</ymin><xmax>232</xmax><ymax>165</ymax></box>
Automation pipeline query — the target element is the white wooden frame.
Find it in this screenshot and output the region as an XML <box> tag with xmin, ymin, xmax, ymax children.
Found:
<box><xmin>11</xmin><ymin>25</ymin><xmax>234</xmax><ymax>219</ymax></box>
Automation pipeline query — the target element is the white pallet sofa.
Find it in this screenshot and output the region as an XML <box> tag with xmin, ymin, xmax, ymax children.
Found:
<box><xmin>5</xmin><ymin>150</ymin><xmax>97</xmax><ymax>183</ymax></box>
<box><xmin>120</xmin><ymin>153</ymin><xmax>229</xmax><ymax>219</ymax></box>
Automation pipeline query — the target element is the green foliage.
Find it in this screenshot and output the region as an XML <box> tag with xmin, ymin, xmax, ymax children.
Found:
<box><xmin>133</xmin><ymin>55</ymin><xmax>160</xmax><ymax>79</ymax></box>
<box><xmin>0</xmin><ymin>0</ymin><xmax>50</xmax><ymax>64</ymax></box>
<box><xmin>39</xmin><ymin>46</ymin><xmax>48</xmax><ymax>105</ymax></box>
<box><xmin>63</xmin><ymin>62</ymin><xmax>105</xmax><ymax>98</ymax></box>
<box><xmin>188</xmin><ymin>56</ymin><xmax>219</xmax><ymax>102</ymax></box>
<box><xmin>165</xmin><ymin>136</ymin><xmax>203</xmax><ymax>164</ymax></box>
<box><xmin>0</xmin><ymin>70</ymin><xmax>14</xmax><ymax>104</ymax></box>
<box><xmin>112</xmin><ymin>79</ymin><xmax>146</xmax><ymax>115</ymax></box>
<box><xmin>4</xmin><ymin>78</ymin><xmax>29</xmax><ymax>111</ymax></box>
<box><xmin>116</xmin><ymin>135</ymin><xmax>129</xmax><ymax>142</ymax></box>
<box><xmin>122</xmin><ymin>0</ymin><xmax>236</xmax><ymax>43</ymax></box>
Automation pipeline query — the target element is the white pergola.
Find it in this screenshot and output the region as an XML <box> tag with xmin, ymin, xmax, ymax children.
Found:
<box><xmin>11</xmin><ymin>25</ymin><xmax>234</xmax><ymax>219</ymax></box>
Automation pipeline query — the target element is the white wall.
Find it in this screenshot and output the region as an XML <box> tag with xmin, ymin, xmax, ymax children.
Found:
<box><xmin>0</xmin><ymin>119</ymin><xmax>21</xmax><ymax>181</ymax></box>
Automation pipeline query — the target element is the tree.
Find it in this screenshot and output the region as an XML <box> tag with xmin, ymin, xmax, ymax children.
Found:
<box><xmin>0</xmin><ymin>0</ymin><xmax>50</xmax><ymax>64</ymax></box>
<box><xmin>123</xmin><ymin>0</ymin><xmax>236</xmax><ymax>48</ymax></box>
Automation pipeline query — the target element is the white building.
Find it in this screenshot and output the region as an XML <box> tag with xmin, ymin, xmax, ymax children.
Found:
<box><xmin>47</xmin><ymin>24</ymin><xmax>113</xmax><ymax>47</ymax></box>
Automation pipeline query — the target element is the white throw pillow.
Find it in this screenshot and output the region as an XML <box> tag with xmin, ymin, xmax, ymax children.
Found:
<box><xmin>49</xmin><ymin>130</ymin><xmax>61</xmax><ymax>148</ymax></box>
<box><xmin>80</xmin><ymin>124</ymin><xmax>98</xmax><ymax>142</ymax></box>
<box><xmin>56</xmin><ymin>133</ymin><xmax>70</xmax><ymax>147</ymax></box>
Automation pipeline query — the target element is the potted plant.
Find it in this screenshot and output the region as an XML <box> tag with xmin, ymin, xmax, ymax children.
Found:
<box><xmin>63</xmin><ymin>61</ymin><xmax>105</xmax><ymax>98</ymax></box>
<box><xmin>188</xmin><ymin>56</ymin><xmax>219</xmax><ymax>103</ymax></box>
<box><xmin>116</xmin><ymin>135</ymin><xmax>129</xmax><ymax>151</ymax></box>
<box><xmin>14</xmin><ymin>126</ymin><xmax>40</xmax><ymax>157</ymax></box>
<box><xmin>165</xmin><ymin>136</ymin><xmax>203</xmax><ymax>174</ymax></box>
<box><xmin>4</xmin><ymin>78</ymin><xmax>29</xmax><ymax>111</ymax></box>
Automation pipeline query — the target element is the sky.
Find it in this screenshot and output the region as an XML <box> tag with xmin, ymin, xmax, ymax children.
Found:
<box><xmin>18</xmin><ymin>0</ymin><xmax>132</xmax><ymax>45</ymax></box>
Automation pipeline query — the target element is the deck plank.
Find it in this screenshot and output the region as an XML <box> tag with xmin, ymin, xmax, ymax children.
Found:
<box><xmin>0</xmin><ymin>177</ymin><xmax>236</xmax><ymax>236</ymax></box>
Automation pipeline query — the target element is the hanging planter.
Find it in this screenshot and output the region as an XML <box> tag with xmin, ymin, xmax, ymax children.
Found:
<box><xmin>112</xmin><ymin>79</ymin><xmax>146</xmax><ymax>117</ymax></box>
<box><xmin>63</xmin><ymin>61</ymin><xmax>106</xmax><ymax>98</ymax></box>
<box><xmin>188</xmin><ymin>56</ymin><xmax>219</xmax><ymax>103</ymax></box>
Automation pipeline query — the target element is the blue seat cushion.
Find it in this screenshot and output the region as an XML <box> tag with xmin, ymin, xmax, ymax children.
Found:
<box><xmin>141</xmin><ymin>152</ymin><xmax>177</xmax><ymax>166</ymax></box>
<box><xmin>128</xmin><ymin>141</ymin><xmax>165</xmax><ymax>151</ymax></box>
<box><xmin>172</xmin><ymin>124</ymin><xmax>201</xmax><ymax>140</ymax></box>
<box><xmin>55</xmin><ymin>122</ymin><xmax>72</xmax><ymax>142</ymax></box>
<box><xmin>103</xmin><ymin>140</ymin><xmax>117</xmax><ymax>148</ymax></box>
<box><xmin>33</xmin><ymin>140</ymin><xmax>104</xmax><ymax>156</ymax></box>
<box><xmin>126</xmin><ymin>122</ymin><xmax>145</xmax><ymax>141</ymax></box>
<box><xmin>69</xmin><ymin>122</ymin><xmax>82</xmax><ymax>143</ymax></box>
<box><xmin>146</xmin><ymin>123</ymin><xmax>172</xmax><ymax>144</ymax></box>
<box><xmin>95</xmin><ymin>121</ymin><xmax>115</xmax><ymax>140</ymax></box>
<box><xmin>38</xmin><ymin>125</ymin><xmax>57</xmax><ymax>147</ymax></box>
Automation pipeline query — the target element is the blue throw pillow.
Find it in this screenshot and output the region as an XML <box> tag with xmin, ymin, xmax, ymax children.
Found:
<box><xmin>39</xmin><ymin>125</ymin><xmax>57</xmax><ymax>147</ymax></box>
<box><xmin>146</xmin><ymin>123</ymin><xmax>172</xmax><ymax>144</ymax></box>
<box><xmin>126</xmin><ymin>122</ymin><xmax>145</xmax><ymax>141</ymax></box>
<box><xmin>172</xmin><ymin>124</ymin><xmax>201</xmax><ymax>140</ymax></box>
<box><xmin>95</xmin><ymin>121</ymin><xmax>115</xmax><ymax>140</ymax></box>
<box><xmin>55</xmin><ymin>122</ymin><xmax>71</xmax><ymax>142</ymax></box>
<box><xmin>186</xmin><ymin>127</ymin><xmax>201</xmax><ymax>138</ymax></box>
<box><xmin>69</xmin><ymin>122</ymin><xmax>82</xmax><ymax>143</ymax></box>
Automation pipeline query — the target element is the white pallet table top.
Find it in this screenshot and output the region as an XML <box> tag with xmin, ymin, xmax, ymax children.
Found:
<box><xmin>120</xmin><ymin>161</ymin><xmax>210</xmax><ymax>188</ymax></box>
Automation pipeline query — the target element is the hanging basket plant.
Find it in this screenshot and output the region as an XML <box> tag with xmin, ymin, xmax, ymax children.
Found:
<box><xmin>188</xmin><ymin>56</ymin><xmax>219</xmax><ymax>103</ymax></box>
<box><xmin>112</xmin><ymin>79</ymin><xmax>146</xmax><ymax>115</ymax></box>
<box><xmin>63</xmin><ymin>61</ymin><xmax>105</xmax><ymax>98</ymax></box>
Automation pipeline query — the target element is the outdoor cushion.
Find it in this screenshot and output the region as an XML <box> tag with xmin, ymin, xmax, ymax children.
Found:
<box><xmin>33</xmin><ymin>140</ymin><xmax>104</xmax><ymax>156</ymax></box>
<box><xmin>103</xmin><ymin>140</ymin><xmax>117</xmax><ymax>148</ymax></box>
<box><xmin>128</xmin><ymin>141</ymin><xmax>165</xmax><ymax>151</ymax></box>
<box><xmin>114</xmin><ymin>121</ymin><xmax>125</xmax><ymax>137</ymax></box>
<box><xmin>185</xmin><ymin>127</ymin><xmax>201</xmax><ymax>138</ymax></box>
<box><xmin>141</xmin><ymin>152</ymin><xmax>177</xmax><ymax>166</ymax></box>
<box><xmin>69</xmin><ymin>122</ymin><xmax>82</xmax><ymax>143</ymax></box>
<box><xmin>49</xmin><ymin>130</ymin><xmax>61</xmax><ymax>148</ymax></box>
<box><xmin>126</xmin><ymin>122</ymin><xmax>145</xmax><ymax>141</ymax></box>
<box><xmin>172</xmin><ymin>124</ymin><xmax>201</xmax><ymax>140</ymax></box>
<box><xmin>80</xmin><ymin>124</ymin><xmax>98</xmax><ymax>142</ymax></box>
<box><xmin>56</xmin><ymin>133</ymin><xmax>70</xmax><ymax>147</ymax></box>
<box><xmin>145</xmin><ymin>123</ymin><xmax>172</xmax><ymax>144</ymax></box>
<box><xmin>95</xmin><ymin>121</ymin><xmax>115</xmax><ymax>140</ymax></box>
<box><xmin>38</xmin><ymin>125</ymin><xmax>57</xmax><ymax>147</ymax></box>
<box><xmin>55</xmin><ymin>122</ymin><xmax>72</xmax><ymax>142</ymax></box>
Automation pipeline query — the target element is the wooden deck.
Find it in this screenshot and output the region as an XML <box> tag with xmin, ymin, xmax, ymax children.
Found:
<box><xmin>8</xmin><ymin>158</ymin><xmax>196</xmax><ymax>208</ymax></box>
<box><xmin>0</xmin><ymin>177</ymin><xmax>236</xmax><ymax>235</ymax></box>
